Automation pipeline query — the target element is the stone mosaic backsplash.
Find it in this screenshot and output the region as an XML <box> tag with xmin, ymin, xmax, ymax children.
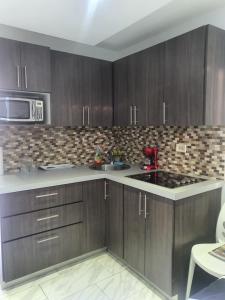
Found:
<box><xmin>113</xmin><ymin>126</ymin><xmax>225</xmax><ymax>179</ymax></box>
<box><xmin>0</xmin><ymin>126</ymin><xmax>114</xmax><ymax>173</ymax></box>
<box><xmin>1</xmin><ymin>125</ymin><xmax>225</xmax><ymax>179</ymax></box>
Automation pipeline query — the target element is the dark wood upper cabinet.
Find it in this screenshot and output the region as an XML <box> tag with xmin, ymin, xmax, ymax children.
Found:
<box><xmin>0</xmin><ymin>37</ymin><xmax>50</xmax><ymax>93</ymax></box>
<box><xmin>88</xmin><ymin>58</ymin><xmax>113</xmax><ymax>127</ymax></box>
<box><xmin>51</xmin><ymin>50</ymin><xmax>112</xmax><ymax>127</ymax></box>
<box><xmin>0</xmin><ymin>38</ymin><xmax>21</xmax><ymax>91</ymax></box>
<box><xmin>127</xmin><ymin>43</ymin><xmax>165</xmax><ymax>126</ymax></box>
<box><xmin>83</xmin><ymin>180</ymin><xmax>106</xmax><ymax>253</ymax></box>
<box><xmin>164</xmin><ymin>25</ymin><xmax>225</xmax><ymax>126</ymax></box>
<box><xmin>205</xmin><ymin>25</ymin><xmax>225</xmax><ymax>125</ymax></box>
<box><xmin>113</xmin><ymin>57</ymin><xmax>130</xmax><ymax>126</ymax></box>
<box><xmin>20</xmin><ymin>43</ymin><xmax>51</xmax><ymax>93</ymax></box>
<box><xmin>127</xmin><ymin>51</ymin><xmax>148</xmax><ymax>125</ymax></box>
<box><xmin>51</xmin><ymin>51</ymin><xmax>82</xmax><ymax>126</ymax></box>
<box><xmin>107</xmin><ymin>181</ymin><xmax>124</xmax><ymax>259</ymax></box>
<box><xmin>146</xmin><ymin>43</ymin><xmax>165</xmax><ymax>125</ymax></box>
<box><xmin>164</xmin><ymin>26</ymin><xmax>206</xmax><ymax>125</ymax></box>
<box><xmin>113</xmin><ymin>25</ymin><xmax>225</xmax><ymax>126</ymax></box>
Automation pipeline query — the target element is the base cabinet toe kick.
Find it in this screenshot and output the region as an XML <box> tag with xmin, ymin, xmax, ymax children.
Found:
<box><xmin>0</xmin><ymin>180</ymin><xmax>221</xmax><ymax>300</ymax></box>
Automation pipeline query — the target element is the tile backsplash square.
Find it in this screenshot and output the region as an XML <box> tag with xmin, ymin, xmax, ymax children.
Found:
<box><xmin>1</xmin><ymin>125</ymin><xmax>225</xmax><ymax>179</ymax></box>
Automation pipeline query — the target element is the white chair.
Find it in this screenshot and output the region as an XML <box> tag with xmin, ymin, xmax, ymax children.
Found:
<box><xmin>186</xmin><ymin>202</ymin><xmax>225</xmax><ymax>300</ymax></box>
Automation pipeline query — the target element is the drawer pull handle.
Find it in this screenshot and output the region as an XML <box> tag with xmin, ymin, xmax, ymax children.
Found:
<box><xmin>37</xmin><ymin>214</ymin><xmax>59</xmax><ymax>222</ymax></box>
<box><xmin>37</xmin><ymin>235</ymin><xmax>59</xmax><ymax>244</ymax></box>
<box><xmin>35</xmin><ymin>192</ymin><xmax>58</xmax><ymax>199</ymax></box>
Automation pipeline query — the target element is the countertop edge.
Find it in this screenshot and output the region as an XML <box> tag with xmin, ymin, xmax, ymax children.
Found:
<box><xmin>0</xmin><ymin>167</ymin><xmax>224</xmax><ymax>201</ymax></box>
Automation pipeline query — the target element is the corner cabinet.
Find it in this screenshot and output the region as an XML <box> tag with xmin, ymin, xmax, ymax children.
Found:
<box><xmin>113</xmin><ymin>25</ymin><xmax>225</xmax><ymax>126</ymax></box>
<box><xmin>0</xmin><ymin>37</ymin><xmax>51</xmax><ymax>93</ymax></box>
<box><xmin>51</xmin><ymin>50</ymin><xmax>113</xmax><ymax>127</ymax></box>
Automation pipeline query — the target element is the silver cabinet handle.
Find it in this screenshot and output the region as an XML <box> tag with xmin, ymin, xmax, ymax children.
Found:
<box><xmin>163</xmin><ymin>101</ymin><xmax>166</xmax><ymax>125</ymax></box>
<box><xmin>130</xmin><ymin>106</ymin><xmax>133</xmax><ymax>125</ymax></box>
<box><xmin>87</xmin><ymin>106</ymin><xmax>90</xmax><ymax>126</ymax></box>
<box><xmin>144</xmin><ymin>194</ymin><xmax>150</xmax><ymax>219</ymax></box>
<box><xmin>37</xmin><ymin>214</ymin><xmax>59</xmax><ymax>222</ymax></box>
<box><xmin>16</xmin><ymin>65</ymin><xmax>20</xmax><ymax>88</ymax></box>
<box><xmin>134</xmin><ymin>105</ymin><xmax>137</xmax><ymax>125</ymax></box>
<box><xmin>82</xmin><ymin>106</ymin><xmax>85</xmax><ymax>126</ymax></box>
<box><xmin>37</xmin><ymin>235</ymin><xmax>59</xmax><ymax>244</ymax></box>
<box><xmin>138</xmin><ymin>192</ymin><xmax>144</xmax><ymax>216</ymax></box>
<box><xmin>104</xmin><ymin>180</ymin><xmax>108</xmax><ymax>200</ymax></box>
<box><xmin>35</xmin><ymin>192</ymin><xmax>58</xmax><ymax>199</ymax></box>
<box><xmin>24</xmin><ymin>65</ymin><xmax>28</xmax><ymax>89</ymax></box>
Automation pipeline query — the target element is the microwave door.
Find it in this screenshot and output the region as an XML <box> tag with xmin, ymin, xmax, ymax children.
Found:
<box><xmin>0</xmin><ymin>98</ymin><xmax>32</xmax><ymax>122</ymax></box>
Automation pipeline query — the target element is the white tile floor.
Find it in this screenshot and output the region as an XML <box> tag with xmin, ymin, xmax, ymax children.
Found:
<box><xmin>0</xmin><ymin>253</ymin><xmax>166</xmax><ymax>300</ymax></box>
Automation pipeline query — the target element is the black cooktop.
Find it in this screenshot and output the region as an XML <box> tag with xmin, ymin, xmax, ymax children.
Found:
<box><xmin>127</xmin><ymin>171</ymin><xmax>206</xmax><ymax>189</ymax></box>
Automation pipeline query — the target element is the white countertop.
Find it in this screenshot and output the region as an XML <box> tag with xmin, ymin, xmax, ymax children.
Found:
<box><xmin>0</xmin><ymin>166</ymin><xmax>223</xmax><ymax>200</ymax></box>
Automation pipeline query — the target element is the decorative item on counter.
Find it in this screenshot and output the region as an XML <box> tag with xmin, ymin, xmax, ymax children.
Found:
<box><xmin>0</xmin><ymin>147</ymin><xmax>3</xmax><ymax>175</ymax></box>
<box><xmin>20</xmin><ymin>156</ymin><xmax>34</xmax><ymax>173</ymax></box>
<box><xmin>94</xmin><ymin>146</ymin><xmax>103</xmax><ymax>165</ymax></box>
<box><xmin>141</xmin><ymin>145</ymin><xmax>159</xmax><ymax>171</ymax></box>
<box><xmin>111</xmin><ymin>147</ymin><xmax>125</xmax><ymax>163</ymax></box>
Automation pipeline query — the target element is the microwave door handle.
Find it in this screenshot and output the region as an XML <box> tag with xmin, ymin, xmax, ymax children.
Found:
<box><xmin>31</xmin><ymin>101</ymin><xmax>36</xmax><ymax>121</ymax></box>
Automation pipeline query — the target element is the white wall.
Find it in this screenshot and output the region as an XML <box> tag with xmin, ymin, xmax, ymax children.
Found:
<box><xmin>0</xmin><ymin>23</ymin><xmax>119</xmax><ymax>61</ymax></box>
<box><xmin>118</xmin><ymin>6</ymin><xmax>225</xmax><ymax>59</ymax></box>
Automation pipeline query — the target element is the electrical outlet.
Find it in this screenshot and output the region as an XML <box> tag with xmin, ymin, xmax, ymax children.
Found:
<box><xmin>176</xmin><ymin>143</ymin><xmax>187</xmax><ymax>153</ymax></box>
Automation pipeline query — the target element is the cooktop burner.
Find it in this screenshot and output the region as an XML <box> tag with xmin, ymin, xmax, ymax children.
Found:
<box><xmin>127</xmin><ymin>171</ymin><xmax>206</xmax><ymax>189</ymax></box>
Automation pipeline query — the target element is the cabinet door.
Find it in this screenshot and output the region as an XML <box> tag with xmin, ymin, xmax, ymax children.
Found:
<box><xmin>124</xmin><ymin>186</ymin><xmax>145</xmax><ymax>275</ymax></box>
<box><xmin>0</xmin><ymin>38</ymin><xmax>21</xmax><ymax>91</ymax></box>
<box><xmin>88</xmin><ymin>58</ymin><xmax>113</xmax><ymax>127</ymax></box>
<box><xmin>145</xmin><ymin>194</ymin><xmax>174</xmax><ymax>296</ymax></box>
<box><xmin>51</xmin><ymin>51</ymin><xmax>83</xmax><ymax>126</ymax></box>
<box><xmin>83</xmin><ymin>180</ymin><xmax>105</xmax><ymax>253</ymax></box>
<box><xmin>113</xmin><ymin>57</ymin><xmax>131</xmax><ymax>126</ymax></box>
<box><xmin>107</xmin><ymin>181</ymin><xmax>124</xmax><ymax>259</ymax></box>
<box><xmin>165</xmin><ymin>26</ymin><xmax>206</xmax><ymax>125</ymax></box>
<box><xmin>21</xmin><ymin>42</ymin><xmax>51</xmax><ymax>92</ymax></box>
<box><xmin>128</xmin><ymin>51</ymin><xmax>148</xmax><ymax>125</ymax></box>
<box><xmin>146</xmin><ymin>43</ymin><xmax>165</xmax><ymax>125</ymax></box>
<box><xmin>205</xmin><ymin>25</ymin><xmax>225</xmax><ymax>125</ymax></box>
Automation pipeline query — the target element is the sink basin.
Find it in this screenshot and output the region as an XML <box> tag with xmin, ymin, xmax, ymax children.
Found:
<box><xmin>89</xmin><ymin>164</ymin><xmax>130</xmax><ymax>171</ymax></box>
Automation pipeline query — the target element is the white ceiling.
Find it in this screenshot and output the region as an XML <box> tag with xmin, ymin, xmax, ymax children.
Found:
<box><xmin>98</xmin><ymin>0</ymin><xmax>225</xmax><ymax>50</ymax></box>
<box><xmin>0</xmin><ymin>0</ymin><xmax>172</xmax><ymax>46</ymax></box>
<box><xmin>0</xmin><ymin>0</ymin><xmax>224</xmax><ymax>51</ymax></box>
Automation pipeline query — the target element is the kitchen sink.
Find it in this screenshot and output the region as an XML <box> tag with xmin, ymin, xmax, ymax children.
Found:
<box><xmin>89</xmin><ymin>163</ymin><xmax>130</xmax><ymax>171</ymax></box>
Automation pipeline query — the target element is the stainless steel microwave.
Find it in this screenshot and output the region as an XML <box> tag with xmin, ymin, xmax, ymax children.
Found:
<box><xmin>0</xmin><ymin>97</ymin><xmax>44</xmax><ymax>123</ymax></box>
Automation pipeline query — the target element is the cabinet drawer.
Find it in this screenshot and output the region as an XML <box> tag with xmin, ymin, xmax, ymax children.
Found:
<box><xmin>2</xmin><ymin>223</ymin><xmax>83</xmax><ymax>282</ymax></box>
<box><xmin>1</xmin><ymin>202</ymin><xmax>83</xmax><ymax>242</ymax></box>
<box><xmin>0</xmin><ymin>183</ymin><xmax>82</xmax><ymax>217</ymax></box>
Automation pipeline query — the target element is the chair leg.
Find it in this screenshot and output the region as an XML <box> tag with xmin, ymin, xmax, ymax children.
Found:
<box><xmin>186</xmin><ymin>256</ymin><xmax>196</xmax><ymax>300</ymax></box>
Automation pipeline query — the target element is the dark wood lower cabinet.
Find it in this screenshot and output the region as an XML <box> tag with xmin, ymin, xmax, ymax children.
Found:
<box><xmin>1</xmin><ymin>202</ymin><xmax>83</xmax><ymax>242</ymax></box>
<box><xmin>107</xmin><ymin>181</ymin><xmax>124</xmax><ymax>259</ymax></box>
<box><xmin>0</xmin><ymin>179</ymin><xmax>221</xmax><ymax>300</ymax></box>
<box><xmin>124</xmin><ymin>186</ymin><xmax>145</xmax><ymax>275</ymax></box>
<box><xmin>173</xmin><ymin>189</ymin><xmax>221</xmax><ymax>299</ymax></box>
<box><xmin>83</xmin><ymin>180</ymin><xmax>106</xmax><ymax>253</ymax></box>
<box><xmin>123</xmin><ymin>185</ymin><xmax>221</xmax><ymax>300</ymax></box>
<box><xmin>2</xmin><ymin>223</ymin><xmax>83</xmax><ymax>282</ymax></box>
<box><xmin>145</xmin><ymin>194</ymin><xmax>173</xmax><ymax>296</ymax></box>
